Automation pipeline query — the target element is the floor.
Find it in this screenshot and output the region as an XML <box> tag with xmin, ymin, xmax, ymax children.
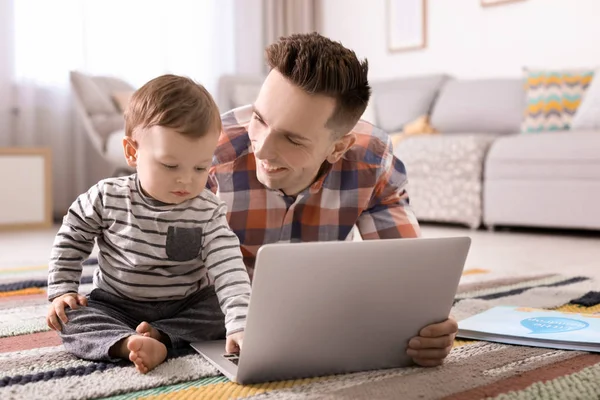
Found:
<box><xmin>1</xmin><ymin>224</ymin><xmax>599</xmax><ymax>277</ymax></box>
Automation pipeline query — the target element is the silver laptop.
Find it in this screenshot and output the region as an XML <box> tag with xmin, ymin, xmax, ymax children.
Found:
<box><xmin>191</xmin><ymin>236</ymin><xmax>470</xmax><ymax>384</ymax></box>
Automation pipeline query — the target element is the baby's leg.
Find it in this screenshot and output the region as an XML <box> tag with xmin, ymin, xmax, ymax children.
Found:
<box><xmin>150</xmin><ymin>286</ymin><xmax>227</xmax><ymax>348</ymax></box>
<box><xmin>59</xmin><ymin>289</ymin><xmax>167</xmax><ymax>373</ymax></box>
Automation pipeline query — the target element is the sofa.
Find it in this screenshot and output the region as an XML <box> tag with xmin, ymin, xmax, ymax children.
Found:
<box><xmin>70</xmin><ymin>71</ymin><xmax>135</xmax><ymax>175</ymax></box>
<box><xmin>216</xmin><ymin>72</ymin><xmax>600</xmax><ymax>232</ymax></box>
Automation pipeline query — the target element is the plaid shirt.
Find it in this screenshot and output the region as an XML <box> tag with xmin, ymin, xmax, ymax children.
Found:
<box><xmin>208</xmin><ymin>105</ymin><xmax>420</xmax><ymax>278</ymax></box>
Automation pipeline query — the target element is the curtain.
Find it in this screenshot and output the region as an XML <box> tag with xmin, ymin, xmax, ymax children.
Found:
<box><xmin>263</xmin><ymin>0</ymin><xmax>320</xmax><ymax>57</ymax></box>
<box><xmin>0</xmin><ymin>0</ymin><xmax>235</xmax><ymax>217</ymax></box>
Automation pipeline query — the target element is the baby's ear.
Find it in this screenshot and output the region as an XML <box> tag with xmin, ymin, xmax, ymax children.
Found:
<box><xmin>122</xmin><ymin>137</ymin><xmax>138</xmax><ymax>167</ymax></box>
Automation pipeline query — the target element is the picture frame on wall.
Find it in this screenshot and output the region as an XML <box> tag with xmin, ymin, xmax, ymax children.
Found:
<box><xmin>386</xmin><ymin>0</ymin><xmax>427</xmax><ymax>53</ymax></box>
<box><xmin>481</xmin><ymin>0</ymin><xmax>526</xmax><ymax>7</ymax></box>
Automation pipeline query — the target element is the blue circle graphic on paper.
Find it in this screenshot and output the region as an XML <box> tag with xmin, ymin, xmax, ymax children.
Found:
<box><xmin>520</xmin><ymin>317</ymin><xmax>589</xmax><ymax>334</ymax></box>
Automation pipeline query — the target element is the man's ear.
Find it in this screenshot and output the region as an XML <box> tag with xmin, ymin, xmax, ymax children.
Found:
<box><xmin>326</xmin><ymin>133</ymin><xmax>356</xmax><ymax>164</ymax></box>
<box><xmin>122</xmin><ymin>136</ymin><xmax>138</xmax><ymax>167</ymax></box>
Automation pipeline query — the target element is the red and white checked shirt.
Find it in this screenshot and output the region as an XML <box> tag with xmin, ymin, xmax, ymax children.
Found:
<box><xmin>208</xmin><ymin>105</ymin><xmax>420</xmax><ymax>278</ymax></box>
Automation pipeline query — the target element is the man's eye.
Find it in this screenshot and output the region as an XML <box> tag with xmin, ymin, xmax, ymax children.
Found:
<box><xmin>253</xmin><ymin>113</ymin><xmax>265</xmax><ymax>125</ymax></box>
<box><xmin>162</xmin><ymin>164</ymin><xmax>177</xmax><ymax>169</ymax></box>
<box><xmin>287</xmin><ymin>137</ymin><xmax>302</xmax><ymax>146</ymax></box>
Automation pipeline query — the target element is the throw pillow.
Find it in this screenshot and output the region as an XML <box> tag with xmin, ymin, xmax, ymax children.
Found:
<box><xmin>521</xmin><ymin>69</ymin><xmax>594</xmax><ymax>133</ymax></box>
<box><xmin>389</xmin><ymin>115</ymin><xmax>438</xmax><ymax>149</ymax></box>
<box><xmin>571</xmin><ymin>68</ymin><xmax>600</xmax><ymax>130</ymax></box>
<box><xmin>111</xmin><ymin>91</ymin><xmax>134</xmax><ymax>113</ymax></box>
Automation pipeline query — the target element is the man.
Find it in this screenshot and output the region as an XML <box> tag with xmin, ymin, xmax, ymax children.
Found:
<box><xmin>209</xmin><ymin>32</ymin><xmax>457</xmax><ymax>367</ymax></box>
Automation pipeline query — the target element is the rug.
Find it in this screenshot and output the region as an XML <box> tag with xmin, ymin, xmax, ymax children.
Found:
<box><xmin>1</xmin><ymin>264</ymin><xmax>600</xmax><ymax>400</ymax></box>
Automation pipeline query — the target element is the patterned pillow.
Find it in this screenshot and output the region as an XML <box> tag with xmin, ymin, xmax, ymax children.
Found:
<box><xmin>521</xmin><ymin>69</ymin><xmax>594</xmax><ymax>133</ymax></box>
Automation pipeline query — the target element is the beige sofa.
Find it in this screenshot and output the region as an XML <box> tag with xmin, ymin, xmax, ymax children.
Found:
<box><xmin>70</xmin><ymin>71</ymin><xmax>135</xmax><ymax>175</ymax></box>
<box><xmin>216</xmin><ymin>73</ymin><xmax>600</xmax><ymax>231</ymax></box>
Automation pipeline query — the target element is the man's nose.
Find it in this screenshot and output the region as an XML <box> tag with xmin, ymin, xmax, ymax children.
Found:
<box><xmin>253</xmin><ymin>130</ymin><xmax>276</xmax><ymax>160</ymax></box>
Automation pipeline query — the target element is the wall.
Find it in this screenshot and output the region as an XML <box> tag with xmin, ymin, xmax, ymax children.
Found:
<box><xmin>320</xmin><ymin>0</ymin><xmax>600</xmax><ymax>82</ymax></box>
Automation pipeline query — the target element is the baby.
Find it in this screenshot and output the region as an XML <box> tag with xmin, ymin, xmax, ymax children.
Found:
<box><xmin>46</xmin><ymin>74</ymin><xmax>251</xmax><ymax>373</ymax></box>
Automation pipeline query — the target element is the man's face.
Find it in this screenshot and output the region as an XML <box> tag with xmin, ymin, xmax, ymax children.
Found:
<box><xmin>249</xmin><ymin>70</ymin><xmax>349</xmax><ymax>196</ymax></box>
<box><xmin>123</xmin><ymin>126</ymin><xmax>218</xmax><ymax>204</ymax></box>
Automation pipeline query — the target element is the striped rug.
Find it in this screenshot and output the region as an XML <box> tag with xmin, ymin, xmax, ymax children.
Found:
<box><xmin>1</xmin><ymin>263</ymin><xmax>600</xmax><ymax>400</ymax></box>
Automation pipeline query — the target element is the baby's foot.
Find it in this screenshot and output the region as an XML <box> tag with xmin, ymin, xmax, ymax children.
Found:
<box><xmin>136</xmin><ymin>321</ymin><xmax>162</xmax><ymax>341</ymax></box>
<box><xmin>127</xmin><ymin>335</ymin><xmax>167</xmax><ymax>374</ymax></box>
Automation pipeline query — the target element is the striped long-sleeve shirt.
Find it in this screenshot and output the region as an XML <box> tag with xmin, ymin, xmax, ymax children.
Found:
<box><xmin>48</xmin><ymin>175</ymin><xmax>251</xmax><ymax>335</ymax></box>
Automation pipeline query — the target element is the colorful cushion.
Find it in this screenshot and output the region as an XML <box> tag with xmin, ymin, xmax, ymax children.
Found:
<box><xmin>521</xmin><ymin>69</ymin><xmax>594</xmax><ymax>133</ymax></box>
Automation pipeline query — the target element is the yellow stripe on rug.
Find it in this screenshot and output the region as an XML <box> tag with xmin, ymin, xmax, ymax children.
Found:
<box><xmin>0</xmin><ymin>265</ymin><xmax>47</xmax><ymax>274</ymax></box>
<box><xmin>0</xmin><ymin>287</ymin><xmax>46</xmax><ymax>297</ymax></box>
<box><xmin>139</xmin><ymin>377</ymin><xmax>325</xmax><ymax>400</ymax></box>
<box><xmin>553</xmin><ymin>303</ymin><xmax>600</xmax><ymax>315</ymax></box>
<box><xmin>462</xmin><ymin>268</ymin><xmax>490</xmax><ymax>276</ymax></box>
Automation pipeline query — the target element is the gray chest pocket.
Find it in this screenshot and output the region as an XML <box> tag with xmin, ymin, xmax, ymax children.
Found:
<box><xmin>166</xmin><ymin>226</ymin><xmax>203</xmax><ymax>262</ymax></box>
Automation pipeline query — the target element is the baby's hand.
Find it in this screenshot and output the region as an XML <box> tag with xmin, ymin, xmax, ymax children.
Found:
<box><xmin>46</xmin><ymin>293</ymin><xmax>88</xmax><ymax>331</ymax></box>
<box><xmin>225</xmin><ymin>331</ymin><xmax>244</xmax><ymax>354</ymax></box>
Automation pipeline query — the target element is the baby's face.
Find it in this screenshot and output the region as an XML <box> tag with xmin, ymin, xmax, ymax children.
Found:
<box><xmin>127</xmin><ymin>126</ymin><xmax>219</xmax><ymax>204</ymax></box>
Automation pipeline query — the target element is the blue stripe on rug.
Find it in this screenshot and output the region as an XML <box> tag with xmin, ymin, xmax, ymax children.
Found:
<box><xmin>453</xmin><ymin>276</ymin><xmax>590</xmax><ymax>305</ymax></box>
<box><xmin>570</xmin><ymin>291</ymin><xmax>600</xmax><ymax>307</ymax></box>
<box><xmin>0</xmin><ymin>362</ymin><xmax>120</xmax><ymax>387</ymax></box>
<box><xmin>0</xmin><ymin>347</ymin><xmax>196</xmax><ymax>388</ymax></box>
<box><xmin>475</xmin><ymin>276</ymin><xmax>589</xmax><ymax>301</ymax></box>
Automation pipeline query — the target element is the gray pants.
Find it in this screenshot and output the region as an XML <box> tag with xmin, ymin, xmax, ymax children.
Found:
<box><xmin>59</xmin><ymin>286</ymin><xmax>226</xmax><ymax>361</ymax></box>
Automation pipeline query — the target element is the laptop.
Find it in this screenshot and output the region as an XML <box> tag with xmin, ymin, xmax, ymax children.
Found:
<box><xmin>191</xmin><ymin>236</ymin><xmax>471</xmax><ymax>384</ymax></box>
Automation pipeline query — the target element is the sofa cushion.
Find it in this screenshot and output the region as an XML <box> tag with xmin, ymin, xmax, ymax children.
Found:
<box><xmin>521</xmin><ymin>69</ymin><xmax>594</xmax><ymax>133</ymax></box>
<box><xmin>431</xmin><ymin>79</ymin><xmax>524</xmax><ymax>134</ymax></box>
<box><xmin>71</xmin><ymin>71</ymin><xmax>118</xmax><ymax>115</ymax></box>
<box><xmin>371</xmin><ymin>74</ymin><xmax>449</xmax><ymax>132</ymax></box>
<box><xmin>393</xmin><ymin>133</ymin><xmax>498</xmax><ymax>180</ymax></box>
<box><xmin>485</xmin><ymin>130</ymin><xmax>600</xmax><ymax>180</ymax></box>
<box><xmin>90</xmin><ymin>114</ymin><xmax>125</xmax><ymax>145</ymax></box>
<box><xmin>111</xmin><ymin>91</ymin><xmax>134</xmax><ymax>113</ymax></box>
<box><xmin>105</xmin><ymin>129</ymin><xmax>129</xmax><ymax>168</ymax></box>
<box><xmin>393</xmin><ymin>133</ymin><xmax>497</xmax><ymax>229</ymax></box>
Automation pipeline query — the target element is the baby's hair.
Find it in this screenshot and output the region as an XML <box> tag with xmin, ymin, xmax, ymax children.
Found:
<box><xmin>125</xmin><ymin>74</ymin><xmax>221</xmax><ymax>138</ymax></box>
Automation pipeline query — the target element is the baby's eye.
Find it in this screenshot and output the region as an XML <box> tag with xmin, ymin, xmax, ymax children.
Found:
<box><xmin>162</xmin><ymin>164</ymin><xmax>177</xmax><ymax>169</ymax></box>
<box><xmin>195</xmin><ymin>167</ymin><xmax>207</xmax><ymax>172</ymax></box>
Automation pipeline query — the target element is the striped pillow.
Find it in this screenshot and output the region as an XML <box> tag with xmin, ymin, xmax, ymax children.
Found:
<box><xmin>521</xmin><ymin>69</ymin><xmax>594</xmax><ymax>133</ymax></box>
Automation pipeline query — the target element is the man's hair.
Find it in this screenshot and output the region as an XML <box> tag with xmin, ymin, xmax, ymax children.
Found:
<box><xmin>265</xmin><ymin>32</ymin><xmax>371</xmax><ymax>137</ymax></box>
<box><xmin>125</xmin><ymin>74</ymin><xmax>221</xmax><ymax>138</ymax></box>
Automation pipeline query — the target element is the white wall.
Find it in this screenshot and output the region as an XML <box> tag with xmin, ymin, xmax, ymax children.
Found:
<box><xmin>320</xmin><ymin>0</ymin><xmax>600</xmax><ymax>81</ymax></box>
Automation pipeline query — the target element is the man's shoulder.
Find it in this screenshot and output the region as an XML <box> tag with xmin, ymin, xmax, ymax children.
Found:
<box><xmin>213</xmin><ymin>106</ymin><xmax>253</xmax><ymax>167</ymax></box>
<box><xmin>342</xmin><ymin>120</ymin><xmax>394</xmax><ymax>168</ymax></box>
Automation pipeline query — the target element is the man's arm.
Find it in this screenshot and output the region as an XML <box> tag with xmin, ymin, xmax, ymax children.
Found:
<box><xmin>356</xmin><ymin>147</ymin><xmax>420</xmax><ymax>240</ymax></box>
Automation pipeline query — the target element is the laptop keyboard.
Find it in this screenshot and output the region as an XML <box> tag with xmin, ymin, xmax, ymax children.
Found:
<box><xmin>223</xmin><ymin>353</ymin><xmax>239</xmax><ymax>365</ymax></box>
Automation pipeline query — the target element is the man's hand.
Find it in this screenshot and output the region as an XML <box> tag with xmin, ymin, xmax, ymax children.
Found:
<box><xmin>46</xmin><ymin>293</ymin><xmax>88</xmax><ymax>331</ymax></box>
<box><xmin>406</xmin><ymin>317</ymin><xmax>458</xmax><ymax>367</ymax></box>
<box><xmin>225</xmin><ymin>331</ymin><xmax>245</xmax><ymax>354</ymax></box>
